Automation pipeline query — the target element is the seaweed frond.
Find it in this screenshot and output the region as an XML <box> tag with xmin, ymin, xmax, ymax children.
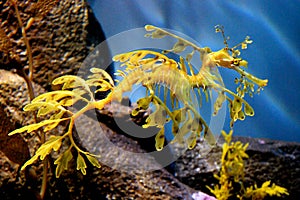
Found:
<box><xmin>207</xmin><ymin>130</ymin><xmax>289</xmax><ymax>200</ymax></box>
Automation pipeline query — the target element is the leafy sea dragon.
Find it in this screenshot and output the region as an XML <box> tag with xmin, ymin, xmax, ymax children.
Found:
<box><xmin>112</xmin><ymin>25</ymin><xmax>268</xmax><ymax>150</ymax></box>
<box><xmin>9</xmin><ymin>25</ymin><xmax>268</xmax><ymax>177</ymax></box>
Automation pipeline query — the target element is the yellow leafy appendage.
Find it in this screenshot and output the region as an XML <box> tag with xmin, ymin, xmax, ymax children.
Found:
<box><xmin>9</xmin><ymin>25</ymin><xmax>268</xmax><ymax>177</ymax></box>
<box><xmin>207</xmin><ymin>130</ymin><xmax>289</xmax><ymax>199</ymax></box>
<box><xmin>9</xmin><ymin>71</ymin><xmax>113</xmax><ymax>177</ymax></box>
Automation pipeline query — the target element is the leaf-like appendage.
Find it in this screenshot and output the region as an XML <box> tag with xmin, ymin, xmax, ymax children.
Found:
<box><xmin>232</xmin><ymin>97</ymin><xmax>242</xmax><ymax>113</ymax></box>
<box><xmin>233</xmin><ymin>66</ymin><xmax>268</xmax><ymax>88</ymax></box>
<box><xmin>71</xmin><ymin>88</ymin><xmax>88</xmax><ymax>97</ymax></box>
<box><xmin>144</xmin><ymin>25</ymin><xmax>168</xmax><ymax>39</ymax></box>
<box><xmin>8</xmin><ymin>118</ymin><xmax>69</xmax><ymax>135</ymax></box>
<box><xmin>244</xmin><ymin>103</ymin><xmax>254</xmax><ymax>116</ymax></box>
<box><xmin>203</xmin><ymin>128</ymin><xmax>216</xmax><ymax>146</ymax></box>
<box><xmin>172</xmin><ymin>108</ymin><xmax>187</xmax><ymax>123</ymax></box>
<box><xmin>85</xmin><ymin>79</ymin><xmax>113</xmax><ymax>92</ymax></box>
<box><xmin>143</xmin><ymin>103</ymin><xmax>168</xmax><ymax>128</ymax></box>
<box><xmin>227</xmin><ymin>95</ymin><xmax>254</xmax><ymax>126</ymax></box>
<box><xmin>43</xmin><ymin>120</ymin><xmax>64</xmax><ymax>132</ymax></box>
<box><xmin>237</xmin><ymin>110</ymin><xmax>245</xmax><ymax>120</ymax></box>
<box><xmin>32</xmin><ymin>91</ymin><xmax>87</xmax><ymax>106</ymax></box>
<box><xmin>52</xmin><ymin>75</ymin><xmax>93</xmax><ymax>99</ymax></box>
<box><xmin>49</xmin><ymin>109</ymin><xmax>67</xmax><ymax>120</ymax></box>
<box><xmin>173</xmin><ymin>110</ymin><xmax>193</xmax><ymax>144</ymax></box>
<box><xmin>137</xmin><ymin>97</ymin><xmax>152</xmax><ymax>110</ymax></box>
<box><xmin>113</xmin><ymin>50</ymin><xmax>177</xmax><ymax>72</ymax></box>
<box><xmin>89</xmin><ymin>68</ymin><xmax>114</xmax><ymax>86</ymax></box>
<box><xmin>187</xmin><ymin>133</ymin><xmax>197</xmax><ymax>149</ymax></box>
<box><xmin>52</xmin><ymin>75</ymin><xmax>87</xmax><ymax>90</ymax></box>
<box><xmin>20</xmin><ymin>154</ymin><xmax>39</xmax><ymax>171</ymax></box>
<box><xmin>76</xmin><ymin>153</ymin><xmax>87</xmax><ymax>175</ymax></box>
<box><xmin>155</xmin><ymin>128</ymin><xmax>165</xmax><ymax>151</ymax></box>
<box><xmin>24</xmin><ymin>101</ymin><xmax>66</xmax><ymax>117</ymax></box>
<box><xmin>37</xmin><ymin>136</ymin><xmax>62</xmax><ymax>159</ymax></box>
<box><xmin>213</xmin><ymin>92</ymin><xmax>226</xmax><ymax>116</ymax></box>
<box><xmin>144</xmin><ymin>25</ymin><xmax>211</xmax><ymax>59</ymax></box>
<box><xmin>54</xmin><ymin>149</ymin><xmax>73</xmax><ymax>178</ymax></box>
<box><xmin>86</xmin><ymin>154</ymin><xmax>101</xmax><ymax>168</ymax></box>
<box><xmin>21</xmin><ymin>136</ymin><xmax>62</xmax><ymax>170</ymax></box>
<box><xmin>131</xmin><ymin>96</ymin><xmax>152</xmax><ymax>116</ymax></box>
<box><xmin>163</xmin><ymin>39</ymin><xmax>189</xmax><ymax>54</ymax></box>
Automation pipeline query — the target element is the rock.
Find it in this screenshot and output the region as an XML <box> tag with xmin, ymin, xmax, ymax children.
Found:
<box><xmin>0</xmin><ymin>69</ymin><xmax>45</xmax><ymax>164</ymax></box>
<box><xmin>67</xmin><ymin>111</ymin><xmax>196</xmax><ymax>199</ymax></box>
<box><xmin>172</xmin><ymin>138</ymin><xmax>222</xmax><ymax>195</ymax></box>
<box><xmin>0</xmin><ymin>0</ymin><xmax>111</xmax><ymax>90</ymax></box>
<box><xmin>0</xmin><ymin>74</ymin><xmax>30</xmax><ymax>166</ymax></box>
<box><xmin>0</xmin><ymin>69</ymin><xmax>45</xmax><ymax>193</ymax></box>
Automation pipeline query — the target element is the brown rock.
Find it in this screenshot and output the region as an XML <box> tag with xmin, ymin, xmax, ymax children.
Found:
<box><xmin>0</xmin><ymin>0</ymin><xmax>111</xmax><ymax>90</ymax></box>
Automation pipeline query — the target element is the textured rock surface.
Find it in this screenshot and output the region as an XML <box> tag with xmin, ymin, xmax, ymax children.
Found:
<box><xmin>0</xmin><ymin>0</ymin><xmax>111</xmax><ymax>90</ymax></box>
<box><xmin>70</xmin><ymin>112</ymin><xmax>196</xmax><ymax>200</ymax></box>
<box><xmin>0</xmin><ymin>69</ymin><xmax>45</xmax><ymax>164</ymax></box>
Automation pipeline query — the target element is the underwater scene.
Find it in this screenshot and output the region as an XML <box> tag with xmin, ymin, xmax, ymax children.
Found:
<box><xmin>0</xmin><ymin>0</ymin><xmax>299</xmax><ymax>200</ymax></box>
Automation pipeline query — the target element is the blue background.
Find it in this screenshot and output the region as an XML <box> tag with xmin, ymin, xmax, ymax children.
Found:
<box><xmin>88</xmin><ymin>0</ymin><xmax>300</xmax><ymax>142</ymax></box>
